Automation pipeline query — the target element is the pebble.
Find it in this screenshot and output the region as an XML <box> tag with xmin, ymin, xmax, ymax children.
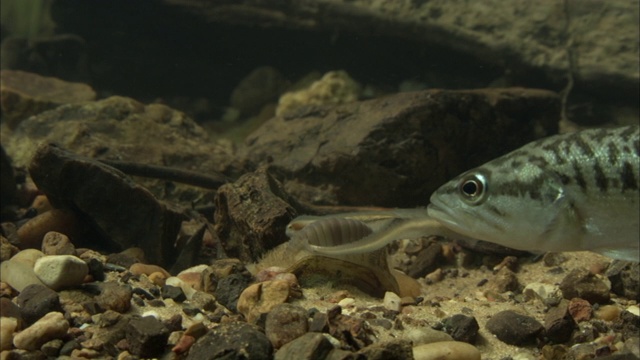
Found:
<box><xmin>177</xmin><ymin>264</ymin><xmax>209</xmax><ymax>291</ymax></box>
<box><xmin>41</xmin><ymin>231</ymin><xmax>76</xmax><ymax>255</ymax></box>
<box><xmin>129</xmin><ymin>263</ymin><xmax>170</xmax><ymax>278</ymax></box>
<box><xmin>237</xmin><ymin>280</ymin><xmax>292</xmax><ymax>323</ymax></box>
<box><xmin>16</xmin><ymin>284</ymin><xmax>62</xmax><ymax>325</ymax></box>
<box><xmin>95</xmin><ymin>282</ymin><xmax>133</xmax><ymax>313</ymax></box>
<box><xmin>0</xmin><ymin>235</ymin><xmax>19</xmax><ymax>261</ymax></box>
<box><xmin>13</xmin><ymin>311</ymin><xmax>69</xmax><ymax>350</ymax></box>
<box><xmin>274</xmin><ymin>332</ymin><xmax>333</xmax><ymax>360</ymax></box>
<box><xmin>358</xmin><ymin>339</ymin><xmax>413</xmax><ymax>359</ymax></box>
<box><xmin>544</xmin><ymin>300</ymin><xmax>577</xmax><ymax>343</ymax></box>
<box><xmin>594</xmin><ymin>305</ymin><xmax>622</xmax><ymax>321</ymax></box>
<box><xmin>1</xmin><ymin>316</ymin><xmax>18</xmax><ymax>351</ymax></box>
<box><xmin>413</xmin><ymin>341</ymin><xmax>481</xmax><ymax>360</ymax></box>
<box><xmin>485</xmin><ymin>310</ymin><xmax>544</xmax><ymax>345</ymax></box>
<box><xmin>488</xmin><ymin>267</ymin><xmax>519</xmax><ymax>293</ymax></box>
<box><xmin>33</xmin><ymin>255</ymin><xmax>88</xmax><ymax>290</ymax></box>
<box><xmin>383</xmin><ymin>291</ymin><xmax>402</xmax><ymax>312</ymax></box>
<box><xmin>606</xmin><ymin>260</ymin><xmax>639</xmax><ymax>301</ymax></box>
<box><xmin>265</xmin><ymin>304</ymin><xmax>309</xmax><ymax>348</ymax></box>
<box><xmin>523</xmin><ymin>282</ymin><xmax>562</xmax><ymax>305</ymax></box>
<box><xmin>0</xmin><ymin>250</ymin><xmax>46</xmax><ymax>291</ymax></box>
<box><xmin>215</xmin><ymin>273</ymin><xmax>251</xmax><ymax>312</ymax></box>
<box><xmin>187</xmin><ymin>322</ymin><xmax>273</xmax><ymax>360</ymax></box>
<box><xmin>437</xmin><ymin>314</ymin><xmax>479</xmax><ymax>344</ymax></box>
<box><xmin>559</xmin><ymin>268</ymin><xmax>611</xmax><ymax>304</ymax></box>
<box><xmin>568</xmin><ymin>298</ymin><xmax>593</xmax><ymax>322</ymax></box>
<box><xmin>627</xmin><ymin>305</ymin><xmax>640</xmax><ymax>317</ymax></box>
<box><xmin>337</xmin><ymin>297</ymin><xmax>355</xmax><ymax>309</ymax></box>
<box><xmin>126</xmin><ymin>316</ymin><xmax>170</xmax><ymax>358</ymax></box>
<box><xmin>404</xmin><ymin>327</ymin><xmax>453</xmax><ymax>346</ymax></box>
<box><xmin>166</xmin><ymin>276</ymin><xmax>197</xmax><ymax>300</ymax></box>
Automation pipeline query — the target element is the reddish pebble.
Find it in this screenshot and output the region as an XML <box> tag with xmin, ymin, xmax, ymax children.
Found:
<box><xmin>568</xmin><ymin>298</ymin><xmax>593</xmax><ymax>322</ymax></box>
<box><xmin>172</xmin><ymin>334</ymin><xmax>195</xmax><ymax>354</ymax></box>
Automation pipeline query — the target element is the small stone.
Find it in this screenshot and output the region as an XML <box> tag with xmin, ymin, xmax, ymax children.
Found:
<box><xmin>544</xmin><ymin>300</ymin><xmax>577</xmax><ymax>343</ymax></box>
<box><xmin>95</xmin><ymin>282</ymin><xmax>133</xmax><ymax>313</ymax></box>
<box><xmin>383</xmin><ymin>292</ymin><xmax>402</xmax><ymax>312</ymax></box>
<box><xmin>358</xmin><ymin>339</ymin><xmax>413</xmax><ymax>360</ymax></box>
<box><xmin>412</xmin><ymin>341</ymin><xmax>481</xmax><ymax>360</ymax></box>
<box><xmin>274</xmin><ymin>332</ymin><xmax>333</xmax><ymax>360</ymax></box>
<box><xmin>41</xmin><ymin>231</ymin><xmax>75</xmax><ymax>255</ymax></box>
<box><xmin>488</xmin><ymin>267</ymin><xmax>519</xmax><ymax>293</ymax></box>
<box><xmin>172</xmin><ymin>333</ymin><xmax>196</xmax><ymax>354</ymax></box>
<box><xmin>188</xmin><ymin>322</ymin><xmax>272</xmax><ymax>360</ymax></box>
<box><xmin>265</xmin><ymin>304</ymin><xmax>309</xmax><ymax>349</ymax></box>
<box><xmin>325</xmin><ymin>290</ymin><xmax>350</xmax><ymax>303</ymax></box>
<box><xmin>126</xmin><ymin>316</ymin><xmax>170</xmax><ymax>358</ymax></box>
<box><xmin>41</xmin><ymin>338</ymin><xmax>64</xmax><ymax>357</ymax></box>
<box><xmin>148</xmin><ymin>271</ymin><xmax>167</xmax><ymax>286</ymax></box>
<box><xmin>129</xmin><ymin>263</ymin><xmax>170</xmax><ymax>278</ymax></box>
<box><xmin>0</xmin><ymin>249</ymin><xmax>46</xmax><ymax>291</ymax></box>
<box><xmin>16</xmin><ymin>284</ymin><xmax>62</xmax><ymax>325</ymax></box>
<box><xmin>215</xmin><ymin>273</ymin><xmax>251</xmax><ymax>312</ymax></box>
<box><xmin>404</xmin><ymin>327</ymin><xmax>453</xmax><ymax>346</ymax></box>
<box><xmin>162</xmin><ymin>285</ymin><xmax>186</xmax><ymax>303</ymax></box>
<box><xmin>559</xmin><ymin>268</ymin><xmax>611</xmax><ymax>304</ymax></box>
<box><xmin>542</xmin><ymin>252</ymin><xmax>568</xmax><ymax>266</ymax></box>
<box><xmin>485</xmin><ymin>310</ymin><xmax>543</xmax><ymax>346</ymax></box>
<box><xmin>237</xmin><ymin>280</ymin><xmax>291</xmax><ymax>323</ymax></box>
<box><xmin>0</xmin><ymin>235</ymin><xmax>19</xmax><ymax>262</ymax></box>
<box><xmin>337</xmin><ymin>298</ymin><xmax>355</xmax><ymax>309</ymax></box>
<box><xmin>13</xmin><ymin>311</ymin><xmax>69</xmax><ymax>351</ymax></box>
<box><xmin>594</xmin><ymin>305</ymin><xmax>622</xmax><ymax>321</ymax></box>
<box><xmin>568</xmin><ymin>298</ymin><xmax>593</xmax><ymax>322</ymax></box>
<box><xmin>437</xmin><ymin>314</ymin><xmax>479</xmax><ymax>344</ymax></box>
<box><xmin>178</xmin><ymin>264</ymin><xmax>209</xmax><ymax>291</ymax></box>
<box><xmin>33</xmin><ymin>255</ymin><xmax>88</xmax><ymax>290</ymax></box>
<box><xmin>523</xmin><ymin>282</ymin><xmax>563</xmax><ymax>306</ymax></box>
<box><xmin>309</xmin><ymin>311</ymin><xmax>329</xmax><ymax>333</ymax></box>
<box><xmin>606</xmin><ymin>261</ymin><xmax>639</xmax><ymax>301</ymax></box>
<box><xmin>1</xmin><ymin>316</ymin><xmax>18</xmax><ymax>351</ymax></box>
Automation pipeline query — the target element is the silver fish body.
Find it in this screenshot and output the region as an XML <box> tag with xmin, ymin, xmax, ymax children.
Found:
<box><xmin>428</xmin><ymin>125</ymin><xmax>640</xmax><ymax>261</ymax></box>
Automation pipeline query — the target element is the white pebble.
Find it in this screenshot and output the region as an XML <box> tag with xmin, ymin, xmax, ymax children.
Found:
<box><xmin>626</xmin><ymin>305</ymin><xmax>640</xmax><ymax>317</ymax></box>
<box><xmin>522</xmin><ymin>282</ymin><xmax>561</xmax><ymax>303</ymax></box>
<box><xmin>166</xmin><ymin>276</ymin><xmax>197</xmax><ymax>300</ymax></box>
<box><xmin>413</xmin><ymin>341</ymin><xmax>480</xmax><ymax>360</ymax></box>
<box><xmin>338</xmin><ymin>297</ymin><xmax>355</xmax><ymax>308</ymax></box>
<box><xmin>383</xmin><ymin>291</ymin><xmax>402</xmax><ymax>312</ymax></box>
<box><xmin>34</xmin><ymin>255</ymin><xmax>88</xmax><ymax>290</ymax></box>
<box><xmin>13</xmin><ymin>312</ymin><xmax>69</xmax><ymax>350</ymax></box>
<box><xmin>0</xmin><ymin>258</ymin><xmax>45</xmax><ymax>292</ymax></box>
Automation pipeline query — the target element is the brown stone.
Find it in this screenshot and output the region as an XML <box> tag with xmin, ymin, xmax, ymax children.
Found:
<box><xmin>214</xmin><ymin>167</ymin><xmax>302</xmax><ymax>263</ymax></box>
<box><xmin>237</xmin><ymin>280</ymin><xmax>292</xmax><ymax>324</ymax></box>
<box><xmin>0</xmin><ymin>70</ymin><xmax>95</xmax><ymax>128</ymax></box>
<box><xmin>243</xmin><ymin>88</ymin><xmax>559</xmax><ymax>207</ymax></box>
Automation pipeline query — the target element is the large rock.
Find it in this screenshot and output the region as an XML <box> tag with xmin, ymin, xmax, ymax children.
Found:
<box><xmin>242</xmin><ymin>88</ymin><xmax>559</xmax><ymax>207</ymax></box>
<box><xmin>28</xmin><ymin>144</ymin><xmax>188</xmax><ymax>266</ymax></box>
<box><xmin>3</xmin><ymin>96</ymin><xmax>243</xmax><ymax>203</ymax></box>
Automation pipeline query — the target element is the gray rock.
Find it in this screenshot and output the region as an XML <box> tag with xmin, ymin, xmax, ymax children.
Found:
<box><xmin>437</xmin><ymin>314</ymin><xmax>480</xmax><ymax>344</ymax></box>
<box><xmin>606</xmin><ymin>260</ymin><xmax>639</xmax><ymax>301</ymax></box>
<box><xmin>214</xmin><ymin>274</ymin><xmax>251</xmax><ymax>312</ymax></box>
<box><xmin>33</xmin><ymin>255</ymin><xmax>88</xmax><ymax>290</ymax></box>
<box><xmin>243</xmin><ymin>88</ymin><xmax>559</xmax><ymax>207</ymax></box>
<box><xmin>16</xmin><ymin>284</ymin><xmax>63</xmax><ymax>325</ymax></box>
<box><xmin>265</xmin><ymin>304</ymin><xmax>309</xmax><ymax>349</ymax></box>
<box><xmin>28</xmin><ymin>143</ymin><xmax>188</xmax><ymax>266</ymax></box>
<box><xmin>559</xmin><ymin>268</ymin><xmax>611</xmax><ymax>304</ymax></box>
<box><xmin>41</xmin><ymin>231</ymin><xmax>76</xmax><ymax>256</ymax></box>
<box><xmin>274</xmin><ymin>332</ymin><xmax>334</xmax><ymax>360</ymax></box>
<box><xmin>485</xmin><ymin>310</ymin><xmax>544</xmax><ymax>346</ymax></box>
<box><xmin>126</xmin><ymin>316</ymin><xmax>170</xmax><ymax>358</ymax></box>
<box><xmin>186</xmin><ymin>322</ymin><xmax>273</xmax><ymax>360</ymax></box>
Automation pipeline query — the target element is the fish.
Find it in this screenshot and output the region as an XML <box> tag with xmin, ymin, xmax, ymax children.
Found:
<box><xmin>428</xmin><ymin>125</ymin><xmax>639</xmax><ymax>262</ymax></box>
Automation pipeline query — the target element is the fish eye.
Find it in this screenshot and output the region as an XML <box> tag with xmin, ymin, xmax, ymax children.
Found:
<box><xmin>458</xmin><ymin>173</ymin><xmax>488</xmax><ymax>205</ymax></box>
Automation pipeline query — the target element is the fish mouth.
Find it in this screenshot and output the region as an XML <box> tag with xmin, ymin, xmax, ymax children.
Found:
<box><xmin>427</xmin><ymin>200</ymin><xmax>464</xmax><ymax>232</ymax></box>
